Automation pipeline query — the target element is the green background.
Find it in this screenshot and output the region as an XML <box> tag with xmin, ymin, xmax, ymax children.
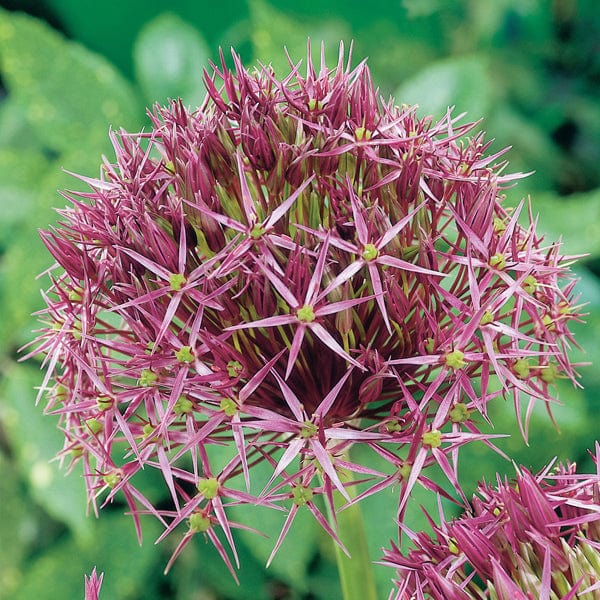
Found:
<box><xmin>0</xmin><ymin>1</ymin><xmax>599</xmax><ymax>598</ymax></box>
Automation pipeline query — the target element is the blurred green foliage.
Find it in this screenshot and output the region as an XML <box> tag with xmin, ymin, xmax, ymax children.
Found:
<box><xmin>0</xmin><ymin>1</ymin><xmax>598</xmax><ymax>598</ymax></box>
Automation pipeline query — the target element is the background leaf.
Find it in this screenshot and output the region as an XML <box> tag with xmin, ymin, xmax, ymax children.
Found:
<box><xmin>134</xmin><ymin>13</ymin><xmax>209</xmax><ymax>107</ymax></box>
<box><xmin>0</xmin><ymin>7</ymin><xmax>141</xmax><ymax>154</ymax></box>
<box><xmin>0</xmin><ymin>148</ymin><xmax>50</xmax><ymax>250</ymax></box>
<box><xmin>0</xmin><ymin>363</ymin><xmax>91</xmax><ymax>539</ymax></box>
<box><xmin>0</xmin><ymin>453</ymin><xmax>34</xmax><ymax>600</ymax></box>
<box><xmin>529</xmin><ymin>190</ymin><xmax>600</xmax><ymax>260</ymax></box>
<box><xmin>11</xmin><ymin>512</ymin><xmax>162</xmax><ymax>600</ymax></box>
<box><xmin>249</xmin><ymin>0</ymin><xmax>352</xmax><ymax>76</ymax></box>
<box><xmin>395</xmin><ymin>55</ymin><xmax>492</xmax><ymax>120</ymax></box>
<box><xmin>226</xmin><ymin>459</ymin><xmax>321</xmax><ymax>592</ymax></box>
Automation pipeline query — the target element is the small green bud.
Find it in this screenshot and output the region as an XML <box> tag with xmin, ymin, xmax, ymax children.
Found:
<box><xmin>226</xmin><ymin>360</ymin><xmax>243</xmax><ymax>378</ymax></box>
<box><xmin>448</xmin><ymin>538</ymin><xmax>459</xmax><ymax>555</ymax></box>
<box><xmin>489</xmin><ymin>253</ymin><xmax>507</xmax><ymax>270</ymax></box>
<box><xmin>493</xmin><ymin>217</ymin><xmax>506</xmax><ymax>233</ymax></box>
<box><xmin>53</xmin><ymin>385</ymin><xmax>68</xmax><ymax>403</ymax></box>
<box><xmin>424</xmin><ymin>337</ymin><xmax>435</xmax><ymax>353</ymax></box>
<box><xmin>300</xmin><ymin>421</ymin><xmax>318</xmax><ymax>439</ymax></box>
<box><xmin>96</xmin><ymin>396</ymin><xmax>112</xmax><ymax>411</ymax></box>
<box><xmin>169</xmin><ymin>273</ymin><xmax>186</xmax><ymax>291</ymax></box>
<box><xmin>250</xmin><ymin>223</ymin><xmax>265</xmax><ymax>239</ymax></box>
<box><xmin>139</xmin><ymin>369</ymin><xmax>158</xmax><ymax>387</ymax></box>
<box><xmin>445</xmin><ymin>349</ymin><xmax>465</xmax><ymax>370</ymax></box>
<box><xmin>71</xmin><ymin>445</ymin><xmax>84</xmax><ymax>459</ymax></box>
<box><xmin>542</xmin><ymin>313</ymin><xmax>555</xmax><ymax>331</ymax></box>
<box><xmin>85</xmin><ymin>418</ymin><xmax>103</xmax><ymax>435</ymax></box>
<box><xmin>220</xmin><ymin>397</ymin><xmax>238</xmax><ymax>416</ymax></box>
<box><xmin>189</xmin><ymin>512</ymin><xmax>211</xmax><ymax>532</ymax></box>
<box><xmin>522</xmin><ymin>275</ymin><xmax>537</xmax><ymax>294</ymax></box>
<box><xmin>398</xmin><ymin>463</ymin><xmax>411</xmax><ymax>481</ymax></box>
<box><xmin>297</xmin><ymin>304</ymin><xmax>316</xmax><ymax>323</ymax></box>
<box><xmin>307</xmin><ymin>98</ymin><xmax>323</xmax><ymax>111</ymax></box>
<box><xmin>175</xmin><ymin>346</ymin><xmax>194</xmax><ymax>363</ymax></box>
<box><xmin>103</xmin><ymin>470</ymin><xmax>121</xmax><ymax>488</ymax></box>
<box><xmin>479</xmin><ymin>310</ymin><xmax>494</xmax><ymax>325</ymax></box>
<box><xmin>362</xmin><ymin>243</ymin><xmax>379</xmax><ymax>261</ymax></box>
<box><xmin>422</xmin><ymin>429</ymin><xmax>442</xmax><ymax>448</ymax></box>
<box><xmin>142</xmin><ymin>423</ymin><xmax>155</xmax><ymax>438</ymax></box>
<box><xmin>513</xmin><ymin>358</ymin><xmax>530</xmax><ymax>379</ymax></box>
<box><xmin>355</xmin><ymin>127</ymin><xmax>372</xmax><ymax>141</ymax></box>
<box><xmin>449</xmin><ymin>403</ymin><xmax>470</xmax><ymax>423</ymax></box>
<box><xmin>145</xmin><ymin>341</ymin><xmax>155</xmax><ymax>354</ymax></box>
<box><xmin>72</xmin><ymin>321</ymin><xmax>82</xmax><ymax>341</ymax></box>
<box><xmin>165</xmin><ymin>160</ymin><xmax>175</xmax><ymax>173</ymax></box>
<box><xmin>540</xmin><ymin>362</ymin><xmax>559</xmax><ymax>384</ymax></box>
<box><xmin>558</xmin><ymin>300</ymin><xmax>571</xmax><ymax>315</ymax></box>
<box><xmin>385</xmin><ymin>419</ymin><xmax>403</xmax><ymax>433</ymax></box>
<box><xmin>68</xmin><ymin>287</ymin><xmax>83</xmax><ymax>302</ymax></box>
<box><xmin>197</xmin><ymin>477</ymin><xmax>220</xmax><ymax>499</ymax></box>
<box><xmin>173</xmin><ymin>396</ymin><xmax>194</xmax><ymax>415</ymax></box>
<box><xmin>292</xmin><ymin>485</ymin><xmax>314</xmax><ymax>506</ymax></box>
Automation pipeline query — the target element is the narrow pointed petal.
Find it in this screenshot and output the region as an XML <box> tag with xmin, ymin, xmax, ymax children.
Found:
<box><xmin>308</xmin><ymin>323</ymin><xmax>365</xmax><ymax>370</ymax></box>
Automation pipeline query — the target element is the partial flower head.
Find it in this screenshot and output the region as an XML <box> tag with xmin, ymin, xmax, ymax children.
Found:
<box><xmin>84</xmin><ymin>567</ymin><xmax>103</xmax><ymax>600</ymax></box>
<box><xmin>383</xmin><ymin>445</ymin><xmax>600</xmax><ymax>599</ymax></box>
<box><xmin>31</xmin><ymin>43</ymin><xmax>581</xmax><ymax>570</ymax></box>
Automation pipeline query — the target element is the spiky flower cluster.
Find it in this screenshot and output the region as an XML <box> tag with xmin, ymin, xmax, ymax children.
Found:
<box><xmin>32</xmin><ymin>44</ymin><xmax>580</xmax><ymax>571</ymax></box>
<box><xmin>384</xmin><ymin>446</ymin><xmax>600</xmax><ymax>599</ymax></box>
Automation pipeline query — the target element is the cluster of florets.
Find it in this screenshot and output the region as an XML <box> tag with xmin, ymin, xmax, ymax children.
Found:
<box><xmin>384</xmin><ymin>445</ymin><xmax>600</xmax><ymax>599</ymax></box>
<box><xmin>32</xmin><ymin>44</ymin><xmax>581</xmax><ymax>572</ymax></box>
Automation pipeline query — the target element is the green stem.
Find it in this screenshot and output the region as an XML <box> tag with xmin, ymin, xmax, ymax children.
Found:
<box><xmin>326</xmin><ymin>468</ymin><xmax>379</xmax><ymax>600</ymax></box>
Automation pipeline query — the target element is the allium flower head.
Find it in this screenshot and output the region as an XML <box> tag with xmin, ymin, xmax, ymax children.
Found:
<box><xmin>31</xmin><ymin>43</ymin><xmax>581</xmax><ymax>570</ymax></box>
<box><xmin>383</xmin><ymin>444</ymin><xmax>600</xmax><ymax>599</ymax></box>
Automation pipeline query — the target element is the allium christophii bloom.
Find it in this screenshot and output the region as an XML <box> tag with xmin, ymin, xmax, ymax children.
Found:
<box><xmin>84</xmin><ymin>567</ymin><xmax>103</xmax><ymax>600</ymax></box>
<box><xmin>31</xmin><ymin>43</ymin><xmax>581</xmax><ymax>571</ymax></box>
<box><xmin>383</xmin><ymin>444</ymin><xmax>600</xmax><ymax>600</ymax></box>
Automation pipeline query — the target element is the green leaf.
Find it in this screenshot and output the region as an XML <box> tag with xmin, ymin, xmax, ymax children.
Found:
<box><xmin>0</xmin><ymin>363</ymin><xmax>91</xmax><ymax>539</ymax></box>
<box><xmin>529</xmin><ymin>188</ymin><xmax>600</xmax><ymax>259</ymax></box>
<box><xmin>0</xmin><ymin>147</ymin><xmax>112</xmax><ymax>352</ymax></box>
<box><xmin>354</xmin><ymin>24</ymin><xmax>437</xmax><ymax>94</ymax></box>
<box><xmin>0</xmin><ymin>453</ymin><xmax>33</xmax><ymax>600</ymax></box>
<box><xmin>11</xmin><ymin>512</ymin><xmax>162</xmax><ymax>600</ymax></box>
<box><xmin>249</xmin><ymin>0</ymin><xmax>352</xmax><ymax>76</ymax></box>
<box><xmin>228</xmin><ymin>495</ymin><xmax>319</xmax><ymax>592</ymax></box>
<box><xmin>0</xmin><ymin>232</ymin><xmax>51</xmax><ymax>351</ymax></box>
<box><xmin>170</xmin><ymin>527</ymin><xmax>270</xmax><ymax>600</ymax></box>
<box><xmin>0</xmin><ymin>97</ymin><xmax>44</xmax><ymax>152</ymax></box>
<box><xmin>487</xmin><ymin>106</ymin><xmax>562</xmax><ymax>195</ymax></box>
<box><xmin>134</xmin><ymin>13</ymin><xmax>209</xmax><ymax>107</ymax></box>
<box><xmin>349</xmin><ymin>443</ymin><xmax>440</xmax><ymax>598</ymax></box>
<box><xmin>0</xmin><ymin>148</ymin><xmax>50</xmax><ymax>246</ymax></box>
<box><xmin>213</xmin><ymin>450</ymin><xmax>319</xmax><ymax>591</ymax></box>
<box><xmin>458</xmin><ymin>378</ymin><xmax>594</xmax><ymax>498</ymax></box>
<box><xmin>401</xmin><ymin>0</ymin><xmax>449</xmax><ymax>18</ymax></box>
<box><xmin>0</xmin><ymin>7</ymin><xmax>141</xmax><ymax>154</ymax></box>
<box><xmin>395</xmin><ymin>55</ymin><xmax>491</xmax><ymax>120</ymax></box>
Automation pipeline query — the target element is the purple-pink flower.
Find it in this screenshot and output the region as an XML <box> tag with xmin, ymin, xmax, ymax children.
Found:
<box><xmin>84</xmin><ymin>567</ymin><xmax>103</xmax><ymax>600</ymax></box>
<box><xmin>30</xmin><ymin>43</ymin><xmax>581</xmax><ymax>572</ymax></box>
<box><xmin>383</xmin><ymin>445</ymin><xmax>600</xmax><ymax>599</ymax></box>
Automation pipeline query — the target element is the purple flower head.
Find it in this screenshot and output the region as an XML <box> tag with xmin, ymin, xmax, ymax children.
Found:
<box><xmin>84</xmin><ymin>567</ymin><xmax>103</xmax><ymax>600</ymax></box>
<box><xmin>30</xmin><ymin>42</ymin><xmax>581</xmax><ymax>571</ymax></box>
<box><xmin>383</xmin><ymin>444</ymin><xmax>600</xmax><ymax>599</ymax></box>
